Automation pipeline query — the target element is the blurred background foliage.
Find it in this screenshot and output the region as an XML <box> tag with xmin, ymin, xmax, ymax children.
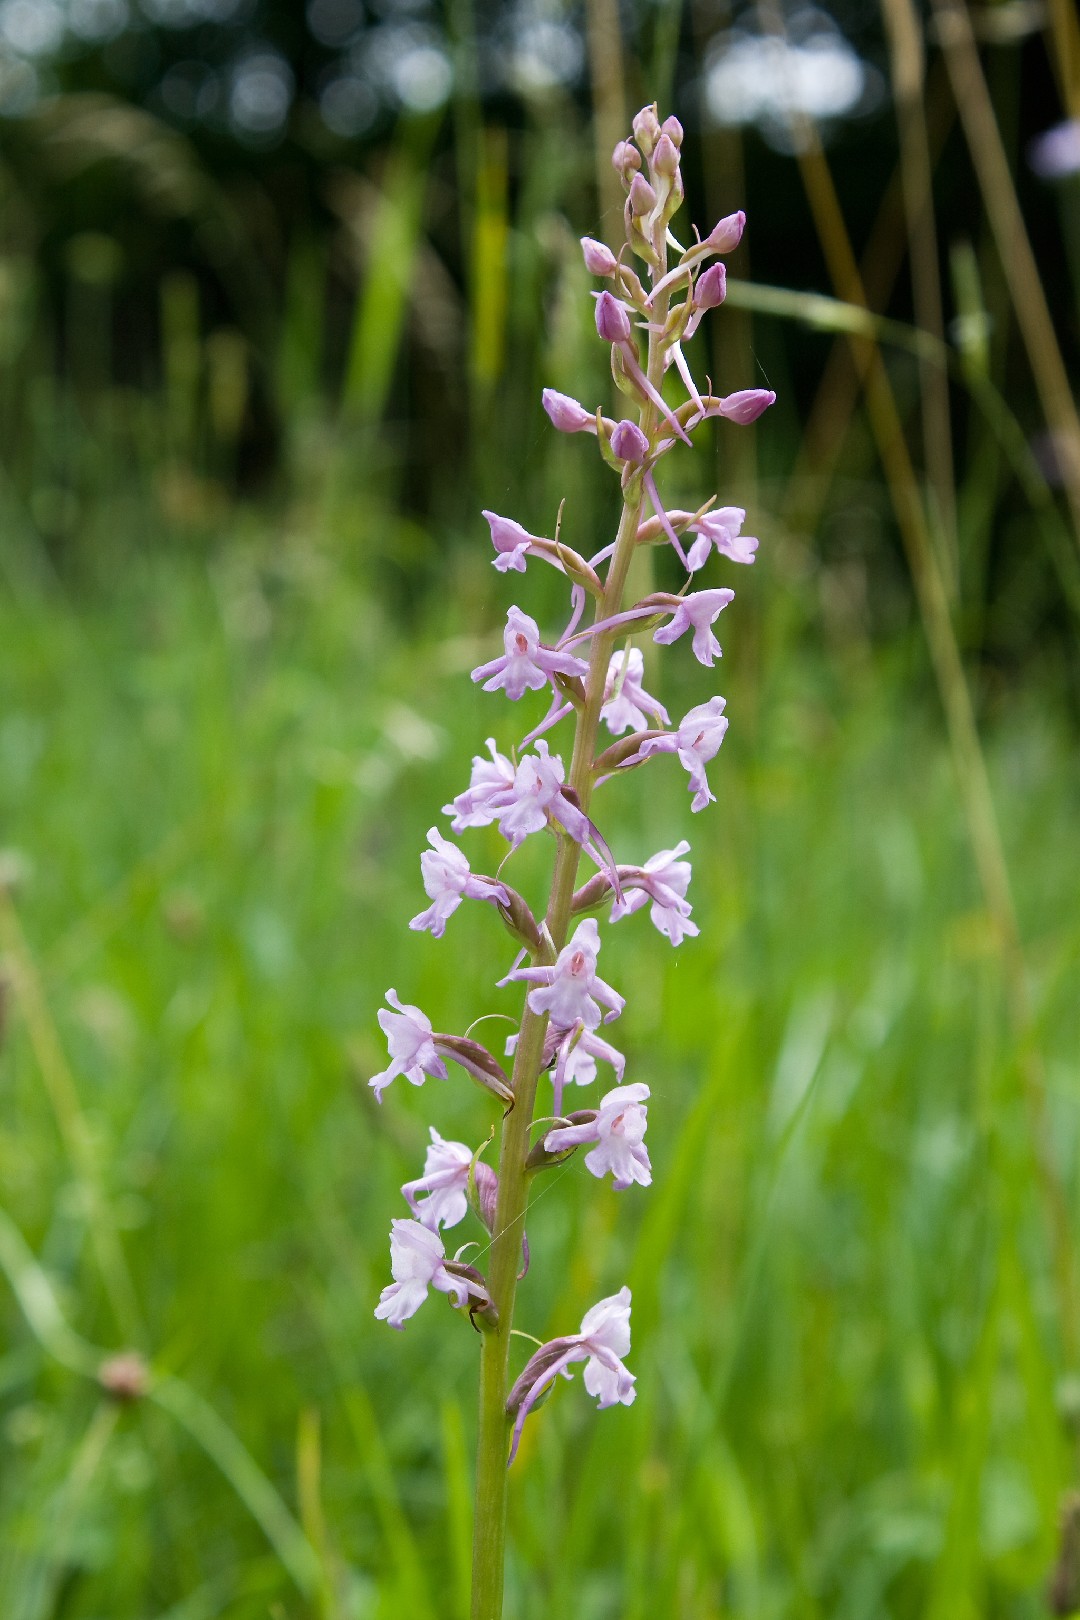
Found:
<box><xmin>1</xmin><ymin>0</ymin><xmax>1080</xmax><ymax>1616</ymax></box>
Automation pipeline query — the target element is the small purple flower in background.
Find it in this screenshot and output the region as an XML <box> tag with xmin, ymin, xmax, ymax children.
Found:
<box><xmin>545</xmin><ymin>1083</ymin><xmax>652</xmax><ymax>1189</ymax></box>
<box><xmin>653</xmin><ymin>589</ymin><xmax>735</xmax><ymax>667</ymax></box>
<box><xmin>472</xmin><ymin>606</ymin><xmax>588</xmax><ymax>701</ymax></box>
<box><xmin>612</xmin><ymin>841</ymin><xmax>698</xmax><ymax>945</ymax></box>
<box><xmin>409</xmin><ymin>828</ymin><xmax>509</xmax><ymax>939</ymax></box>
<box><xmin>369</xmin><ymin>991</ymin><xmax>448</xmax><ymax>1102</ymax></box>
<box><xmin>506</xmin><ymin>1287</ymin><xmax>636</xmax><ymax>1461</ymax></box>
<box><xmin>601</xmin><ymin>647</ymin><xmax>670</xmax><ymax>734</ymax></box>
<box><xmin>509</xmin><ymin>917</ymin><xmax>624</xmax><ymax>1029</ymax></box>
<box><xmin>374</xmin><ymin>1219</ymin><xmax>485</xmax><ymax>1328</ymax></box>
<box><xmin>402</xmin><ymin>1130</ymin><xmax>475</xmax><ymax>1230</ymax></box>
<box><xmin>686</xmin><ymin>507</ymin><xmax>758</xmax><ymax>572</ymax></box>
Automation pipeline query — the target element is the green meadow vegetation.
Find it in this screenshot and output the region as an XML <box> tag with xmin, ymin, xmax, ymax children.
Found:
<box><xmin>2</xmin><ymin>1</ymin><xmax>1080</xmax><ymax>1614</ymax></box>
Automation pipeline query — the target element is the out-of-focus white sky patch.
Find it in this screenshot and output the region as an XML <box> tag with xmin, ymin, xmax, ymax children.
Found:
<box><xmin>704</xmin><ymin>7</ymin><xmax>882</xmax><ymax>152</ymax></box>
<box><xmin>0</xmin><ymin>0</ymin><xmax>64</xmax><ymax>56</ymax></box>
<box><xmin>68</xmin><ymin>0</ymin><xmax>130</xmax><ymax>42</ymax></box>
<box><xmin>509</xmin><ymin>12</ymin><xmax>583</xmax><ymax>93</ymax></box>
<box><xmin>228</xmin><ymin>46</ymin><xmax>293</xmax><ymax>139</ymax></box>
<box><xmin>363</xmin><ymin>23</ymin><xmax>451</xmax><ymax>110</ymax></box>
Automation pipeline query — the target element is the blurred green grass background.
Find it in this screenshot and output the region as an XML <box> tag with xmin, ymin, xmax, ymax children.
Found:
<box><xmin>2</xmin><ymin>0</ymin><xmax>1080</xmax><ymax>1615</ymax></box>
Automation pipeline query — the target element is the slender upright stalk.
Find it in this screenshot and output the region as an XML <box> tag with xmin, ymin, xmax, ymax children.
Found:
<box><xmin>469</xmin><ymin>416</ymin><xmax>653</xmax><ymax>1620</ymax></box>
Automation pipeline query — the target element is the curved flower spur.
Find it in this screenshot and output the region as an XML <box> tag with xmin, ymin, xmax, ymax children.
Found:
<box><xmin>367</xmin><ymin>102</ymin><xmax>774</xmax><ymax>1620</ymax></box>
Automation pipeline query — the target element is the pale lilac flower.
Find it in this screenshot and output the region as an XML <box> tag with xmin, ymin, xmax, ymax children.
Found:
<box><xmin>369</xmin><ymin>990</ymin><xmax>448</xmax><ymax>1102</ymax></box>
<box><xmin>409</xmin><ymin>828</ymin><xmax>509</xmax><ymax>938</ymax></box>
<box><xmin>374</xmin><ymin>1219</ymin><xmax>484</xmax><ymax>1328</ymax></box>
<box><xmin>686</xmin><ymin>507</ymin><xmax>758</xmax><ymax>572</ymax></box>
<box><xmin>496</xmin><ymin>741</ymin><xmax>590</xmax><ymax>849</ymax></box>
<box><xmin>652</xmin><ymin>588</ymin><xmax>735</xmax><ymax>667</ymax></box>
<box><xmin>600</xmin><ymin>648</ymin><xmax>670</xmax><ymax>735</ymax></box>
<box><xmin>624</xmin><ymin>697</ymin><xmax>729</xmax><ymax>811</ymax></box>
<box><xmin>484</xmin><ymin>510</ymin><xmax>541</xmax><ymax>573</ymax></box>
<box><xmin>542</xmin><ymin>389</ymin><xmax>600</xmax><ymax>435</ymax></box>
<box><xmin>612</xmin><ymin>841</ymin><xmax>698</xmax><ymax>946</ymax></box>
<box><xmin>443</xmin><ymin>738</ymin><xmax>516</xmax><ymax>831</ymax></box>
<box><xmin>610</xmin><ymin>419</ymin><xmax>649</xmax><ymax>463</ymax></box>
<box><xmin>402</xmin><ymin>1129</ymin><xmax>474</xmax><ymax>1229</ymax></box>
<box><xmin>508</xmin><ymin>917</ymin><xmax>624</xmax><ymax>1030</ymax></box>
<box><xmin>472</xmin><ymin>606</ymin><xmax>588</xmax><ymax>701</ymax></box>
<box><xmin>581</xmin><ymin>236</ymin><xmax>617</xmax><ymax>276</ymax></box>
<box><xmin>506</xmin><ymin>1287</ymin><xmax>635</xmax><ymax>1461</ymax></box>
<box><xmin>545</xmin><ymin>1083</ymin><xmax>652</xmax><ymax>1189</ymax></box>
<box><xmin>505</xmin><ymin>1024</ymin><xmax>624</xmax><ymax>1089</ymax></box>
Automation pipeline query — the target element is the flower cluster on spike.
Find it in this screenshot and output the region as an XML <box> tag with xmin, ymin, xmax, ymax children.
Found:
<box><xmin>370</xmin><ymin>105</ymin><xmax>773</xmax><ymax>1467</ymax></box>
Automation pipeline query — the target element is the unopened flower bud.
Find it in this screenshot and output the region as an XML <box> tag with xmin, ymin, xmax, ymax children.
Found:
<box><xmin>471</xmin><ymin>1160</ymin><xmax>500</xmax><ymax>1230</ymax></box>
<box><xmin>694</xmin><ymin>263</ymin><xmax>727</xmax><ymax>310</ymax></box>
<box><xmin>595</xmin><ymin>290</ymin><xmax>632</xmax><ymax>345</ymax></box>
<box><xmin>610</xmin><ymin>419</ymin><xmax>649</xmax><ymax>464</ymax></box>
<box><xmin>611</xmin><ymin>140</ymin><xmax>641</xmax><ymax>180</ymax></box>
<box><xmin>632</xmin><ymin>104</ymin><xmax>661</xmax><ymax>156</ymax></box>
<box><xmin>714</xmin><ymin>387</ymin><xmax>776</xmax><ymax>424</ymax></box>
<box><xmin>628</xmin><ymin>173</ymin><xmax>657</xmax><ymax>219</ymax></box>
<box><xmin>651</xmin><ymin>133</ymin><xmax>679</xmax><ymax>179</ymax></box>
<box><xmin>661</xmin><ymin>114</ymin><xmax>683</xmax><ymax>147</ymax></box>
<box><xmin>581</xmin><ymin>236</ymin><xmax>617</xmax><ymax>277</ymax></box>
<box><xmin>704</xmin><ymin>210</ymin><xmax>746</xmax><ymax>255</ymax></box>
<box><xmin>542</xmin><ymin>388</ymin><xmax>597</xmax><ymax>434</ymax></box>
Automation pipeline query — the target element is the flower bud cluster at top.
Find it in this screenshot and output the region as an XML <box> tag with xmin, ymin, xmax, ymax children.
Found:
<box><xmin>369</xmin><ymin>105</ymin><xmax>774</xmax><ymax>1461</ymax></box>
